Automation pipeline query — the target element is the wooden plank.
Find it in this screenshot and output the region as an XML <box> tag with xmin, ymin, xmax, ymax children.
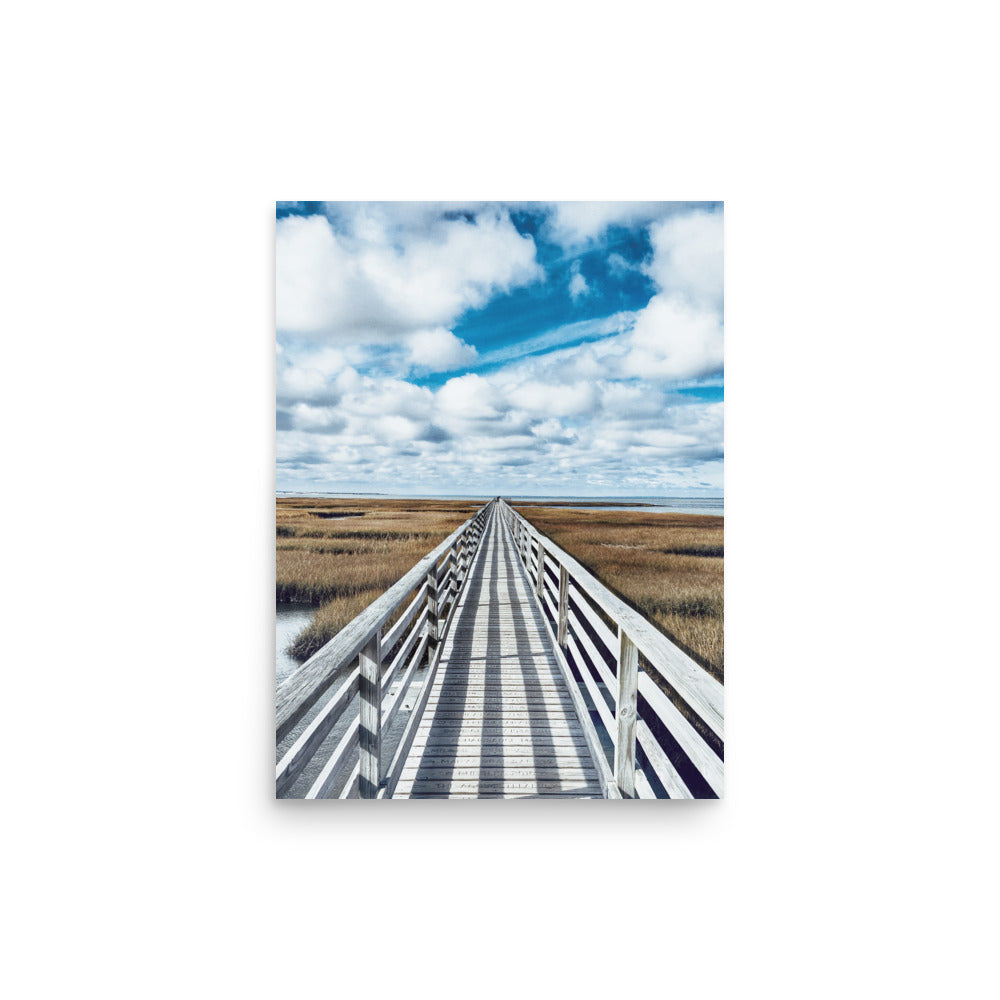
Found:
<box><xmin>635</xmin><ymin>717</ymin><xmax>694</xmax><ymax>799</ymax></box>
<box><xmin>428</xmin><ymin>681</ymin><xmax>565</xmax><ymax>692</ymax></box>
<box><xmin>423</xmin><ymin>692</ymin><xmax>577</xmax><ymax>706</ymax></box>
<box><xmin>276</xmin><ymin>667</ymin><xmax>359</xmax><ymax>797</ymax></box>
<box><xmin>381</xmin><ymin>581</ymin><xmax>427</xmax><ymax>652</ymax></box>
<box><xmin>410</xmin><ymin>734</ymin><xmax>589</xmax><ymax>748</ymax></box>
<box><xmin>435</xmin><ymin>551</ymin><xmax>454</xmax><ymax>585</ymax></box>
<box><xmin>379</xmin><ymin>632</ymin><xmax>429</xmax><ymax>739</ymax></box>
<box><xmin>634</xmin><ymin>770</ymin><xmax>657</xmax><ymax>799</ymax></box>
<box><xmin>426</xmin><ymin>701</ymin><xmax>576</xmax><ymax>713</ymax></box>
<box><xmin>306</xmin><ymin>716</ymin><xmax>359</xmax><ymax>798</ymax></box>
<box><xmin>568</xmin><ymin>608</ymin><xmax>616</xmax><ymax>691</ymax></box>
<box><xmin>569</xmin><ymin>583</ymin><xmax>617</xmax><ymax>662</ymax></box>
<box><xmin>566</xmin><ymin>633</ymin><xmax>615</xmax><ymax>738</ymax></box>
<box><xmin>638</xmin><ymin>672</ymin><xmax>724</xmax><ymax>797</ymax></box>
<box><xmin>404</xmin><ymin>792</ymin><xmax>604</xmax><ymax>799</ymax></box>
<box><xmin>400</xmin><ymin>766</ymin><xmax>596</xmax><ymax>782</ymax></box>
<box><xmin>339</xmin><ymin>763</ymin><xmax>360</xmax><ymax>799</ymax></box>
<box><xmin>380</xmin><ymin>607</ymin><xmax>427</xmax><ymax>693</ymax></box>
<box><xmin>412</xmin><ymin>735</ymin><xmax>587</xmax><ymax>747</ymax></box>
<box><xmin>428</xmin><ymin>670</ymin><xmax>566</xmax><ymax>681</ymax></box>
<box><xmin>421</xmin><ymin>713</ymin><xmax>582</xmax><ymax>725</ymax></box>
<box><xmin>409</xmin><ymin>723</ymin><xmax>584</xmax><ymax>735</ymax></box>
<box><xmin>404</xmin><ymin>752</ymin><xmax>594</xmax><ymax>766</ymax></box>
<box><xmin>394</xmin><ymin>778</ymin><xmax>602</xmax><ymax>796</ymax></box>
<box><xmin>614</xmin><ymin>628</ymin><xmax>639</xmax><ymax>798</ymax></box>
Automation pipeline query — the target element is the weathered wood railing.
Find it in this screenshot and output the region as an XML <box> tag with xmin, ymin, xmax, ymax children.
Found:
<box><xmin>499</xmin><ymin>499</ymin><xmax>724</xmax><ymax>799</ymax></box>
<box><xmin>276</xmin><ymin>501</ymin><xmax>494</xmax><ymax>798</ymax></box>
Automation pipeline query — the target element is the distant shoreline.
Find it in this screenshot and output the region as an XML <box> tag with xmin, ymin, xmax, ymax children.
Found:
<box><xmin>512</xmin><ymin>500</ymin><xmax>652</xmax><ymax>508</ymax></box>
<box><xmin>275</xmin><ymin>492</ymin><xmax>724</xmax><ymax>517</ymax></box>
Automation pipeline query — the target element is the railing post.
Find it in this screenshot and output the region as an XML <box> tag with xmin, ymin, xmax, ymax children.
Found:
<box><xmin>614</xmin><ymin>627</ymin><xmax>639</xmax><ymax>798</ymax></box>
<box><xmin>536</xmin><ymin>539</ymin><xmax>545</xmax><ymax>598</ymax></box>
<box><xmin>426</xmin><ymin>567</ymin><xmax>439</xmax><ymax>662</ymax></box>
<box><xmin>557</xmin><ymin>564</ymin><xmax>569</xmax><ymax>646</ymax></box>
<box><xmin>358</xmin><ymin>631</ymin><xmax>382</xmax><ymax>798</ymax></box>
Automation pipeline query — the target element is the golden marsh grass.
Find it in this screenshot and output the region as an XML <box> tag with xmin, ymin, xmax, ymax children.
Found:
<box><xmin>513</xmin><ymin>505</ymin><xmax>724</xmax><ymax>682</ymax></box>
<box><xmin>276</xmin><ymin>498</ymin><xmax>723</xmax><ymax>686</ymax></box>
<box><xmin>276</xmin><ymin>497</ymin><xmax>479</xmax><ymax>661</ymax></box>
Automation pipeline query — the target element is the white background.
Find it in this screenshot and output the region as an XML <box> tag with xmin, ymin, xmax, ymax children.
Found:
<box><xmin>4</xmin><ymin>3</ymin><xmax>997</xmax><ymax>998</ymax></box>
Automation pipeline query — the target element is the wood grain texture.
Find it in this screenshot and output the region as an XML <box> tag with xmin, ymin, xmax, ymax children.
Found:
<box><xmin>358</xmin><ymin>632</ymin><xmax>382</xmax><ymax>798</ymax></box>
<box><xmin>614</xmin><ymin>628</ymin><xmax>639</xmax><ymax>798</ymax></box>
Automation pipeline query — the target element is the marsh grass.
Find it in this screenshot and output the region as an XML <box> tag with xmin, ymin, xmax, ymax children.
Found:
<box><xmin>514</xmin><ymin>506</ymin><xmax>724</xmax><ymax>682</ymax></box>
<box><xmin>276</xmin><ymin>498</ymin><xmax>479</xmax><ymax>662</ymax></box>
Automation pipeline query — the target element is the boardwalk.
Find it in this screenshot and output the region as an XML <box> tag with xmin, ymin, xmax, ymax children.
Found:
<box><xmin>395</xmin><ymin>506</ymin><xmax>602</xmax><ymax>798</ymax></box>
<box><xmin>276</xmin><ymin>498</ymin><xmax>724</xmax><ymax>799</ymax></box>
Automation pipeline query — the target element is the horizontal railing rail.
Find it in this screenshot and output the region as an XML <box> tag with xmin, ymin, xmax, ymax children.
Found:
<box><xmin>498</xmin><ymin>499</ymin><xmax>724</xmax><ymax>799</ymax></box>
<box><xmin>276</xmin><ymin>500</ymin><xmax>494</xmax><ymax>798</ymax></box>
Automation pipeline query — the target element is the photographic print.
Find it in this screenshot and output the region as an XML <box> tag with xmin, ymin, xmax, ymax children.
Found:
<box><xmin>275</xmin><ymin>202</ymin><xmax>723</xmax><ymax>799</ymax></box>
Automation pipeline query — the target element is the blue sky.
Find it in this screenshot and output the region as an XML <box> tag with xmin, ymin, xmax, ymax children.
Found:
<box><xmin>276</xmin><ymin>202</ymin><xmax>723</xmax><ymax>496</ymax></box>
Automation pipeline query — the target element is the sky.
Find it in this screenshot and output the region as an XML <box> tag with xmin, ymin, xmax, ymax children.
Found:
<box><xmin>275</xmin><ymin>201</ymin><xmax>723</xmax><ymax>497</ymax></box>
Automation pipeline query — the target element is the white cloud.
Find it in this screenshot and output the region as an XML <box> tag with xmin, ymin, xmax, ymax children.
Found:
<box><xmin>276</xmin><ymin>207</ymin><xmax>542</xmax><ymax>338</ymax></box>
<box><xmin>436</xmin><ymin>373</ymin><xmax>507</xmax><ymax>422</ymax></box>
<box><xmin>506</xmin><ymin>379</ymin><xmax>599</xmax><ymax>417</ymax></box>
<box><xmin>406</xmin><ymin>327</ymin><xmax>477</xmax><ymax>373</ymax></box>
<box><xmin>286</xmin><ymin>403</ymin><xmax>347</xmax><ymax>434</ymax></box>
<box><xmin>622</xmin><ymin>295</ymin><xmax>723</xmax><ymax>381</ymax></box>
<box><xmin>545</xmin><ymin>201</ymin><xmax>670</xmax><ymax>247</ymax></box>
<box><xmin>276</xmin><ymin>203</ymin><xmax>724</xmax><ymax>495</ymax></box>
<box><xmin>644</xmin><ymin>210</ymin><xmax>723</xmax><ymax>310</ymax></box>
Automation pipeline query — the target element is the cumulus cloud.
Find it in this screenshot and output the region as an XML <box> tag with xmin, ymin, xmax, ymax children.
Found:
<box><xmin>506</xmin><ymin>379</ymin><xmax>599</xmax><ymax>417</ymax></box>
<box><xmin>545</xmin><ymin>201</ymin><xmax>670</xmax><ymax>247</ymax></box>
<box><xmin>437</xmin><ymin>373</ymin><xmax>506</xmax><ymax>421</ymax></box>
<box><xmin>644</xmin><ymin>211</ymin><xmax>723</xmax><ymax>311</ymax></box>
<box><xmin>406</xmin><ymin>327</ymin><xmax>477</xmax><ymax>373</ymax></box>
<box><xmin>276</xmin><ymin>203</ymin><xmax>724</xmax><ymax>495</ymax></box>
<box><xmin>276</xmin><ymin>206</ymin><xmax>542</xmax><ymax>339</ymax></box>
<box><xmin>622</xmin><ymin>295</ymin><xmax>723</xmax><ymax>380</ymax></box>
<box><xmin>612</xmin><ymin>207</ymin><xmax>724</xmax><ymax>382</ymax></box>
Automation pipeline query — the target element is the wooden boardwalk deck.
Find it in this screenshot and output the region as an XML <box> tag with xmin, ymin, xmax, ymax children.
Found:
<box><xmin>394</xmin><ymin>506</ymin><xmax>603</xmax><ymax>798</ymax></box>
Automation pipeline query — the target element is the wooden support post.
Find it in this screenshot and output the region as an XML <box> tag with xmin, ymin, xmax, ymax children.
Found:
<box><xmin>426</xmin><ymin>568</ymin><xmax>439</xmax><ymax>648</ymax></box>
<box><xmin>557</xmin><ymin>564</ymin><xmax>569</xmax><ymax>646</ymax></box>
<box><xmin>536</xmin><ymin>541</ymin><xmax>545</xmax><ymax>598</ymax></box>
<box><xmin>614</xmin><ymin>627</ymin><xmax>639</xmax><ymax>799</ymax></box>
<box><xmin>358</xmin><ymin>632</ymin><xmax>382</xmax><ymax>798</ymax></box>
